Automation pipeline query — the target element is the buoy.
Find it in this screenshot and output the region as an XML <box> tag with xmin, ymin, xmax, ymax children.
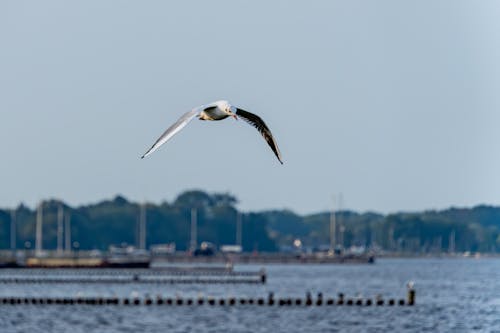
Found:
<box><xmin>260</xmin><ymin>269</ymin><xmax>267</xmax><ymax>284</ymax></box>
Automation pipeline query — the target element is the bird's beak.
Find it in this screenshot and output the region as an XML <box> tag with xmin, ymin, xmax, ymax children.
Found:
<box><xmin>232</xmin><ymin>114</ymin><xmax>238</xmax><ymax>121</ymax></box>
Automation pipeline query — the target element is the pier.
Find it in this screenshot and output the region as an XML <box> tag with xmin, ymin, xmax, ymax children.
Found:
<box><xmin>0</xmin><ymin>251</ymin><xmax>374</xmax><ymax>268</ymax></box>
<box><xmin>0</xmin><ymin>267</ymin><xmax>267</xmax><ymax>284</ymax></box>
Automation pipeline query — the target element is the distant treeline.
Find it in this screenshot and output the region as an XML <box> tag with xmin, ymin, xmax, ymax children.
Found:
<box><xmin>0</xmin><ymin>190</ymin><xmax>499</xmax><ymax>253</ymax></box>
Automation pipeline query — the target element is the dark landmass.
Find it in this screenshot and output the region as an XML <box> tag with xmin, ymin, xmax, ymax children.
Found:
<box><xmin>0</xmin><ymin>190</ymin><xmax>499</xmax><ymax>253</ymax></box>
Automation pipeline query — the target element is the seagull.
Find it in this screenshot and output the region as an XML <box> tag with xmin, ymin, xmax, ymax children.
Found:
<box><xmin>141</xmin><ymin>100</ymin><xmax>283</xmax><ymax>164</ymax></box>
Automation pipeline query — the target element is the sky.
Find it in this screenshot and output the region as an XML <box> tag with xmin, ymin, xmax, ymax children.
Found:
<box><xmin>1</xmin><ymin>1</ymin><xmax>499</xmax><ymax>215</ymax></box>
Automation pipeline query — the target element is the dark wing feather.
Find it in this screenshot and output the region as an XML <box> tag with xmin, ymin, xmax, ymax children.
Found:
<box><xmin>236</xmin><ymin>108</ymin><xmax>283</xmax><ymax>164</ymax></box>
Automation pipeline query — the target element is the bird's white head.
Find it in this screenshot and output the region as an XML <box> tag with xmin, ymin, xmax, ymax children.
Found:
<box><xmin>220</xmin><ymin>100</ymin><xmax>238</xmax><ymax>120</ymax></box>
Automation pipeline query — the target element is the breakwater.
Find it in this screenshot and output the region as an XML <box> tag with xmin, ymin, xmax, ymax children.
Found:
<box><xmin>0</xmin><ymin>290</ymin><xmax>415</xmax><ymax>307</ymax></box>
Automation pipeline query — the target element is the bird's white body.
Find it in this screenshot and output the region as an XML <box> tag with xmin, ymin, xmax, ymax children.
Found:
<box><xmin>198</xmin><ymin>108</ymin><xmax>227</xmax><ymax>121</ymax></box>
<box><xmin>197</xmin><ymin>100</ymin><xmax>232</xmax><ymax>121</ymax></box>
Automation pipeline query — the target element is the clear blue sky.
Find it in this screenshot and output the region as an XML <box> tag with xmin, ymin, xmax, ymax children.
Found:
<box><xmin>1</xmin><ymin>1</ymin><xmax>499</xmax><ymax>214</ymax></box>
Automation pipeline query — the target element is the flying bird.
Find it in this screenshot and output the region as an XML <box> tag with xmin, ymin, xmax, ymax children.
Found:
<box><xmin>141</xmin><ymin>100</ymin><xmax>283</xmax><ymax>164</ymax></box>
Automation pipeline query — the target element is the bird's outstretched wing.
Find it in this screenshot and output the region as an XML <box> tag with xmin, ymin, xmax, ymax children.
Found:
<box><xmin>141</xmin><ymin>109</ymin><xmax>199</xmax><ymax>159</ymax></box>
<box><xmin>236</xmin><ymin>108</ymin><xmax>283</xmax><ymax>164</ymax></box>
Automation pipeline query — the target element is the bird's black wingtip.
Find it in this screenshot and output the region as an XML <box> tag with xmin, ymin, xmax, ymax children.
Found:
<box><xmin>141</xmin><ymin>155</ymin><xmax>145</xmax><ymax>159</ymax></box>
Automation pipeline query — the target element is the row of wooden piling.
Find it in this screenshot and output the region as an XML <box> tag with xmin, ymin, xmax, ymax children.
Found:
<box><xmin>0</xmin><ymin>291</ymin><xmax>415</xmax><ymax>306</ymax></box>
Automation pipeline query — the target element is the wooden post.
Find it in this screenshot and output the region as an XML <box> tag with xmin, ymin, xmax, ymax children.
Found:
<box><xmin>407</xmin><ymin>285</ymin><xmax>415</xmax><ymax>306</ymax></box>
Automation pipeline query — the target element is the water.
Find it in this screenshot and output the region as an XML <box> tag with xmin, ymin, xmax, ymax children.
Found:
<box><xmin>1</xmin><ymin>258</ymin><xmax>499</xmax><ymax>333</ymax></box>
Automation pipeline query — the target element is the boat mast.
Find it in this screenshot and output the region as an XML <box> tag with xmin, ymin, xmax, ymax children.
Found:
<box><xmin>138</xmin><ymin>203</ymin><xmax>147</xmax><ymax>250</ymax></box>
<box><xmin>329</xmin><ymin>195</ymin><xmax>336</xmax><ymax>255</ymax></box>
<box><xmin>35</xmin><ymin>202</ymin><xmax>43</xmax><ymax>256</ymax></box>
<box><xmin>236</xmin><ymin>212</ymin><xmax>242</xmax><ymax>247</ymax></box>
<box><xmin>190</xmin><ymin>208</ymin><xmax>197</xmax><ymax>251</ymax></box>
<box><xmin>10</xmin><ymin>209</ymin><xmax>16</xmax><ymax>251</ymax></box>
<box><xmin>65</xmin><ymin>211</ymin><xmax>71</xmax><ymax>253</ymax></box>
<box><xmin>57</xmin><ymin>204</ymin><xmax>64</xmax><ymax>254</ymax></box>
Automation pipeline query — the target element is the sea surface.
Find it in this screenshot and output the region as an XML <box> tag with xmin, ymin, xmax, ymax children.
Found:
<box><xmin>0</xmin><ymin>258</ymin><xmax>499</xmax><ymax>333</ymax></box>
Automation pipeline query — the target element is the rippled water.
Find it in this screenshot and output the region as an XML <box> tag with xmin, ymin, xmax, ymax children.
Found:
<box><xmin>1</xmin><ymin>258</ymin><xmax>499</xmax><ymax>333</ymax></box>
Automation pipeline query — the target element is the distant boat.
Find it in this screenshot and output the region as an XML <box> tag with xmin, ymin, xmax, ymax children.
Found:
<box><xmin>105</xmin><ymin>244</ymin><xmax>151</xmax><ymax>268</ymax></box>
<box><xmin>193</xmin><ymin>242</ymin><xmax>216</xmax><ymax>256</ymax></box>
